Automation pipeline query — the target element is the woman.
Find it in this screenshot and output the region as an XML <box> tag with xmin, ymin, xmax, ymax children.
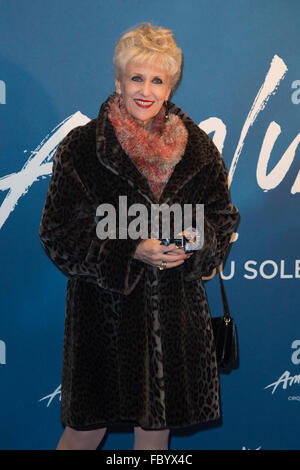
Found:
<box><xmin>39</xmin><ymin>23</ymin><xmax>239</xmax><ymax>450</ymax></box>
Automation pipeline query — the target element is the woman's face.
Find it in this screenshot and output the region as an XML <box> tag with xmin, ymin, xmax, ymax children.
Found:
<box><xmin>115</xmin><ymin>60</ymin><xmax>172</xmax><ymax>125</ymax></box>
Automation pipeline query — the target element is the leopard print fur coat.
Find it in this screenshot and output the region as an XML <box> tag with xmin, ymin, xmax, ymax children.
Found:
<box><xmin>38</xmin><ymin>92</ymin><xmax>240</xmax><ymax>431</ymax></box>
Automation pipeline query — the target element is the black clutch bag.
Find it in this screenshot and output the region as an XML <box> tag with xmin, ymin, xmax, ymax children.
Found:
<box><xmin>211</xmin><ymin>268</ymin><xmax>239</xmax><ymax>374</ymax></box>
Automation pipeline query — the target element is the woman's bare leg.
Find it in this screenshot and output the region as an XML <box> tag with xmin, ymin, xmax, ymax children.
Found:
<box><xmin>133</xmin><ymin>426</ymin><xmax>170</xmax><ymax>450</ymax></box>
<box><xmin>56</xmin><ymin>426</ymin><xmax>107</xmax><ymax>450</ymax></box>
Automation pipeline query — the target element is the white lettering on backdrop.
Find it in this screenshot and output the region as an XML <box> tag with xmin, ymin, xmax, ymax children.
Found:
<box><xmin>0</xmin><ymin>340</ymin><xmax>6</xmax><ymax>365</ymax></box>
<box><xmin>0</xmin><ymin>80</ymin><xmax>6</xmax><ymax>104</ymax></box>
<box><xmin>0</xmin><ymin>112</ymin><xmax>90</xmax><ymax>229</ymax></box>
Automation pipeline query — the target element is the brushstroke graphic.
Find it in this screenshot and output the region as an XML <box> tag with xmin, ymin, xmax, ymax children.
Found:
<box><xmin>227</xmin><ymin>54</ymin><xmax>288</xmax><ymax>186</ymax></box>
<box><xmin>0</xmin><ymin>112</ymin><xmax>90</xmax><ymax>230</ymax></box>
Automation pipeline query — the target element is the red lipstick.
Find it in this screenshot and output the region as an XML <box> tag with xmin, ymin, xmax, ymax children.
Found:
<box><xmin>134</xmin><ymin>99</ymin><xmax>154</xmax><ymax>109</ymax></box>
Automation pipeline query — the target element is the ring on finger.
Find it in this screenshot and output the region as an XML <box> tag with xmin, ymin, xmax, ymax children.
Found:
<box><xmin>157</xmin><ymin>260</ymin><xmax>167</xmax><ymax>270</ymax></box>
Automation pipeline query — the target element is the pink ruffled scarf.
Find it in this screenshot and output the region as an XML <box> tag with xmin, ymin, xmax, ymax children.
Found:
<box><xmin>108</xmin><ymin>95</ymin><xmax>188</xmax><ymax>201</ymax></box>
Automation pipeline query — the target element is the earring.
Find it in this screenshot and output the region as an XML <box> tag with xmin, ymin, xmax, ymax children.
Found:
<box><xmin>164</xmin><ymin>100</ymin><xmax>169</xmax><ymax>119</ymax></box>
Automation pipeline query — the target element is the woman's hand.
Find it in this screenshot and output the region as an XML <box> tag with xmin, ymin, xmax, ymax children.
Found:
<box><xmin>134</xmin><ymin>239</ymin><xmax>193</xmax><ymax>269</ymax></box>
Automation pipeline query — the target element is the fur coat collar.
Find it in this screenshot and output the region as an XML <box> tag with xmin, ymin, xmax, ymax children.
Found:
<box><xmin>95</xmin><ymin>92</ymin><xmax>217</xmax><ymax>205</ymax></box>
<box><xmin>107</xmin><ymin>94</ymin><xmax>188</xmax><ymax>201</ymax></box>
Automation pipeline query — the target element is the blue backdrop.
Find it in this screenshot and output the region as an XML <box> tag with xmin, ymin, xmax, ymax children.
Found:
<box><xmin>0</xmin><ymin>0</ymin><xmax>299</xmax><ymax>450</ymax></box>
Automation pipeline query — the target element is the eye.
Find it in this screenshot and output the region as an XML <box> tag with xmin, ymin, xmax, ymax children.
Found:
<box><xmin>152</xmin><ymin>77</ymin><xmax>163</xmax><ymax>84</ymax></box>
<box><xmin>131</xmin><ymin>75</ymin><xmax>143</xmax><ymax>82</ymax></box>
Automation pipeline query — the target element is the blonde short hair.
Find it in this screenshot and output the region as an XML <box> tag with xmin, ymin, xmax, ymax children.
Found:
<box><xmin>113</xmin><ymin>23</ymin><xmax>182</xmax><ymax>90</ymax></box>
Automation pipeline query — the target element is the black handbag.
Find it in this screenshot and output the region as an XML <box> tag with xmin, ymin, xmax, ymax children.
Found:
<box><xmin>211</xmin><ymin>268</ymin><xmax>239</xmax><ymax>374</ymax></box>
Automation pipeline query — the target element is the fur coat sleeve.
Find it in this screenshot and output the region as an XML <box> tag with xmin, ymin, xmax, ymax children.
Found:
<box><xmin>183</xmin><ymin>142</ymin><xmax>240</xmax><ymax>280</ymax></box>
<box><xmin>38</xmin><ymin>128</ymin><xmax>145</xmax><ymax>295</ymax></box>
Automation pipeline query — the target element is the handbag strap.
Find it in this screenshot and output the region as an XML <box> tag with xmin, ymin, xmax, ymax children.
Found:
<box><xmin>218</xmin><ymin>266</ymin><xmax>231</xmax><ymax>320</ymax></box>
